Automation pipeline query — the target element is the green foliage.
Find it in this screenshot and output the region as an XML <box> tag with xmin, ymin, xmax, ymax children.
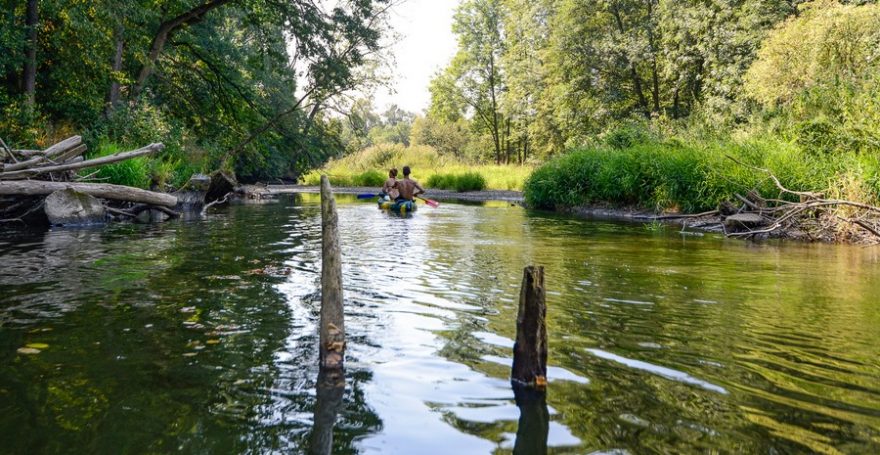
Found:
<box><xmin>427</xmin><ymin>172</ymin><xmax>488</xmax><ymax>192</ymax></box>
<box><xmin>745</xmin><ymin>0</ymin><xmax>880</xmax><ymax>106</ymax></box>
<box><xmin>604</xmin><ymin>123</ymin><xmax>655</xmax><ymax>150</ymax></box>
<box><xmin>1</xmin><ymin>0</ymin><xmax>392</xmax><ymax>182</ymax></box>
<box><xmin>84</xmin><ymin>142</ymin><xmax>151</xmax><ymax>189</ymax></box>
<box><xmin>302</xmin><ymin>142</ymin><xmax>532</xmax><ymax>190</ymax></box>
<box><xmin>524</xmin><ymin>137</ymin><xmax>879</xmax><ymax>212</ymax></box>
<box><xmin>351</xmin><ymin>169</ymin><xmax>387</xmax><ymax>187</ymax></box>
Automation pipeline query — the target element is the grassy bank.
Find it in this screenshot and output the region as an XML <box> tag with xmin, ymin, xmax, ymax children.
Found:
<box><xmin>300</xmin><ymin>143</ymin><xmax>532</xmax><ymax>191</ymax></box>
<box><xmin>524</xmin><ymin>137</ymin><xmax>880</xmax><ymax>213</ymax></box>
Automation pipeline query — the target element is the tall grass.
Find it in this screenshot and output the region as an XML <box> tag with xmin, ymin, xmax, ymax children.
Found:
<box><xmin>524</xmin><ymin>137</ymin><xmax>880</xmax><ymax>212</ymax></box>
<box><xmin>426</xmin><ymin>171</ymin><xmax>487</xmax><ymax>191</ymax></box>
<box><xmin>302</xmin><ymin>143</ymin><xmax>531</xmax><ymax>190</ymax></box>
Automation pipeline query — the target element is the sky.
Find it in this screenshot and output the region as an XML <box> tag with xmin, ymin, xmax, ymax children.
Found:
<box><xmin>371</xmin><ymin>0</ymin><xmax>459</xmax><ymax>114</ymax></box>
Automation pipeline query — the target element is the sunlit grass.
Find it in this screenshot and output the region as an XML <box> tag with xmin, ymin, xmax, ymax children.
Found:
<box><xmin>301</xmin><ymin>143</ymin><xmax>532</xmax><ymax>191</ymax></box>
<box><xmin>524</xmin><ymin>137</ymin><xmax>880</xmax><ymax>212</ymax></box>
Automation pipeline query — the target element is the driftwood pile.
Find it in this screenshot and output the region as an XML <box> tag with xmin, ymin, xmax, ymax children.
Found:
<box><xmin>669</xmin><ymin>157</ymin><xmax>880</xmax><ymax>244</ymax></box>
<box><xmin>0</xmin><ymin>135</ymin><xmax>184</xmax><ymax>225</ymax></box>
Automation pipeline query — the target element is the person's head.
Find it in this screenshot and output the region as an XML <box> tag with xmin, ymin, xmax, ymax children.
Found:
<box><xmin>403</xmin><ymin>166</ymin><xmax>411</xmax><ymax>177</ymax></box>
<box><xmin>389</xmin><ymin>168</ymin><xmax>398</xmax><ymax>178</ymax></box>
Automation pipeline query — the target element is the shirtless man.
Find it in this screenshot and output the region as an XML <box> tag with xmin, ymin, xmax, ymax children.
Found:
<box><xmin>396</xmin><ymin>166</ymin><xmax>425</xmax><ymax>202</ymax></box>
<box><xmin>381</xmin><ymin>168</ymin><xmax>399</xmax><ymax>200</ymax></box>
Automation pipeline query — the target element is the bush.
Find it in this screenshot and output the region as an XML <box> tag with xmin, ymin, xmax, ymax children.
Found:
<box><xmin>83</xmin><ymin>141</ymin><xmax>151</xmax><ymax>189</ymax></box>
<box><xmin>523</xmin><ymin>137</ymin><xmax>871</xmax><ymax>212</ymax></box>
<box><xmin>351</xmin><ymin>169</ymin><xmax>386</xmax><ymax>187</ymax></box>
<box><xmin>453</xmin><ymin>172</ymin><xmax>487</xmax><ymax>191</ymax></box>
<box><xmin>426</xmin><ymin>172</ymin><xmax>487</xmax><ymax>192</ymax></box>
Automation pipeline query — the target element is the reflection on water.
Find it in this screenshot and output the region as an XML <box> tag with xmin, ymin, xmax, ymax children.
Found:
<box><xmin>1</xmin><ymin>194</ymin><xmax>879</xmax><ymax>453</ymax></box>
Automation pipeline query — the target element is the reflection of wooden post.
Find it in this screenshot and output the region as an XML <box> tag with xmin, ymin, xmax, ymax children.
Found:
<box><xmin>320</xmin><ymin>175</ymin><xmax>345</xmax><ymax>369</ymax></box>
<box><xmin>512</xmin><ymin>266</ymin><xmax>547</xmax><ymax>388</ymax></box>
<box><xmin>309</xmin><ymin>369</ymin><xmax>346</xmax><ymax>455</ymax></box>
<box><xmin>513</xmin><ymin>387</ymin><xmax>549</xmax><ymax>455</ymax></box>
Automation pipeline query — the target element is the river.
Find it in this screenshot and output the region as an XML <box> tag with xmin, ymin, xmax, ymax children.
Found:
<box><xmin>1</xmin><ymin>194</ymin><xmax>878</xmax><ymax>453</ymax></box>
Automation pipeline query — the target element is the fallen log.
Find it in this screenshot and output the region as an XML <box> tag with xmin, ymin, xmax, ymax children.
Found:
<box><xmin>0</xmin><ymin>181</ymin><xmax>177</xmax><ymax>207</ymax></box>
<box><xmin>1</xmin><ymin>136</ymin><xmax>83</xmax><ymax>171</ymax></box>
<box><xmin>0</xmin><ymin>143</ymin><xmax>164</xmax><ymax>180</ymax></box>
<box><xmin>44</xmin><ymin>136</ymin><xmax>83</xmax><ymax>158</ymax></box>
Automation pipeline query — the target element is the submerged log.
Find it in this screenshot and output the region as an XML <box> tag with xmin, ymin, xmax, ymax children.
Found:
<box><xmin>0</xmin><ymin>181</ymin><xmax>177</xmax><ymax>207</ymax></box>
<box><xmin>319</xmin><ymin>175</ymin><xmax>345</xmax><ymax>370</ymax></box>
<box><xmin>512</xmin><ymin>266</ymin><xmax>547</xmax><ymax>389</ymax></box>
<box><xmin>0</xmin><ymin>143</ymin><xmax>164</xmax><ymax>180</ymax></box>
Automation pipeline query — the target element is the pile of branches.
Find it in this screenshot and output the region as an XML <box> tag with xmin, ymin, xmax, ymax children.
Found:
<box><xmin>0</xmin><ymin>135</ymin><xmax>176</xmax><ymax>225</ymax></box>
<box><xmin>668</xmin><ymin>157</ymin><xmax>880</xmax><ymax>244</ymax></box>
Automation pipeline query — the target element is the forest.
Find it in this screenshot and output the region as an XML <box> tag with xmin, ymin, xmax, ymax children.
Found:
<box><xmin>2</xmin><ymin>0</ymin><xmax>879</xmax><ymax>216</ymax></box>
<box><xmin>1</xmin><ymin>0</ymin><xmax>392</xmax><ymax>185</ymax></box>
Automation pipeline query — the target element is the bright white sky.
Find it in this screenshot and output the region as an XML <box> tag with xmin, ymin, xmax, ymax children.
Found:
<box><xmin>372</xmin><ymin>0</ymin><xmax>459</xmax><ymax>114</ymax></box>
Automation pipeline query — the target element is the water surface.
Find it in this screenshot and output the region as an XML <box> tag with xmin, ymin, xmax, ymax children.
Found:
<box><xmin>1</xmin><ymin>194</ymin><xmax>879</xmax><ymax>453</ymax></box>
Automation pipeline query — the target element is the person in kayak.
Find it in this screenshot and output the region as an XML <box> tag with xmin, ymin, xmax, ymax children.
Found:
<box><xmin>396</xmin><ymin>166</ymin><xmax>425</xmax><ymax>202</ymax></box>
<box><xmin>380</xmin><ymin>168</ymin><xmax>399</xmax><ymax>201</ymax></box>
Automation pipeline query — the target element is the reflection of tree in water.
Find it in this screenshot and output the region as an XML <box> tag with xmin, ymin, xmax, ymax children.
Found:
<box><xmin>0</xmin><ymin>199</ymin><xmax>383</xmax><ymax>453</ymax></box>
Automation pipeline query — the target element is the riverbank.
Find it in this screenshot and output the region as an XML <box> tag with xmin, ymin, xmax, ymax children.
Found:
<box><xmin>244</xmin><ymin>184</ymin><xmax>525</xmax><ymax>203</ymax></box>
<box><xmin>523</xmin><ymin>136</ymin><xmax>880</xmax><ymax>244</ymax></box>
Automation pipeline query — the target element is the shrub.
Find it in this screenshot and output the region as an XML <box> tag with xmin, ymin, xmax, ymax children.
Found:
<box><xmin>453</xmin><ymin>172</ymin><xmax>487</xmax><ymax>192</ymax></box>
<box><xmin>426</xmin><ymin>172</ymin><xmax>486</xmax><ymax>192</ymax></box>
<box><xmin>427</xmin><ymin>173</ymin><xmax>456</xmax><ymax>189</ymax></box>
<box><xmin>523</xmin><ymin>136</ymin><xmax>870</xmax><ymax>212</ymax></box>
<box><xmin>83</xmin><ymin>141</ymin><xmax>151</xmax><ymax>189</ymax></box>
<box><xmin>351</xmin><ymin>169</ymin><xmax>386</xmax><ymax>187</ymax></box>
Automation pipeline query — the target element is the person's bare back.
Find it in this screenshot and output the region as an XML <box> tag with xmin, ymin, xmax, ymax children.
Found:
<box><xmin>396</xmin><ymin>166</ymin><xmax>424</xmax><ymax>201</ymax></box>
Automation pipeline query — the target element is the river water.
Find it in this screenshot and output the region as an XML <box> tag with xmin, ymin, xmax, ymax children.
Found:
<box><xmin>1</xmin><ymin>194</ymin><xmax>878</xmax><ymax>454</ymax></box>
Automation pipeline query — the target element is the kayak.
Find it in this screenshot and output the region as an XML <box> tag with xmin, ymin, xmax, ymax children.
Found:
<box><xmin>378</xmin><ymin>197</ymin><xmax>417</xmax><ymax>214</ymax></box>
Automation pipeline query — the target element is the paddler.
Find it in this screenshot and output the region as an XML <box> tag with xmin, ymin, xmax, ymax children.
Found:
<box><xmin>396</xmin><ymin>166</ymin><xmax>425</xmax><ymax>202</ymax></box>
<box><xmin>380</xmin><ymin>168</ymin><xmax>399</xmax><ymax>201</ymax></box>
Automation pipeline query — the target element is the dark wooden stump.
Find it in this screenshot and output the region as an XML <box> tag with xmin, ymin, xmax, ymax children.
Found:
<box><xmin>320</xmin><ymin>175</ymin><xmax>345</xmax><ymax>369</ymax></box>
<box><xmin>511</xmin><ymin>266</ymin><xmax>547</xmax><ymax>389</ymax></box>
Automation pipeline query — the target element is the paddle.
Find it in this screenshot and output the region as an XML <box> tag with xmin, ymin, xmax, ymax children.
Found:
<box><xmin>356</xmin><ymin>193</ymin><xmax>377</xmax><ymax>199</ymax></box>
<box><xmin>416</xmin><ymin>196</ymin><xmax>440</xmax><ymax>208</ymax></box>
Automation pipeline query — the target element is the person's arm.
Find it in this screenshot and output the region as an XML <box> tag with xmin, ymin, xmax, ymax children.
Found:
<box><xmin>414</xmin><ymin>181</ymin><xmax>425</xmax><ymax>196</ymax></box>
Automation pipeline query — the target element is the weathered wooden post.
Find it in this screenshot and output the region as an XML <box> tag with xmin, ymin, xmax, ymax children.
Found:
<box><xmin>319</xmin><ymin>175</ymin><xmax>345</xmax><ymax>369</ymax></box>
<box><xmin>511</xmin><ymin>265</ymin><xmax>547</xmax><ymax>388</ymax></box>
<box><xmin>511</xmin><ymin>265</ymin><xmax>549</xmax><ymax>455</ymax></box>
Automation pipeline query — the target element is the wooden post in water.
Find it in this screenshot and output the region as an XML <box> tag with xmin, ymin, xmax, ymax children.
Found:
<box><xmin>511</xmin><ymin>265</ymin><xmax>549</xmax><ymax>454</ymax></box>
<box><xmin>511</xmin><ymin>266</ymin><xmax>547</xmax><ymax>389</ymax></box>
<box><xmin>319</xmin><ymin>175</ymin><xmax>345</xmax><ymax>369</ymax></box>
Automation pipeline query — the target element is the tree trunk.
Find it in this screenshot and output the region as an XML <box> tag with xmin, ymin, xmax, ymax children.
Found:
<box><xmin>505</xmin><ymin>119</ymin><xmax>512</xmax><ymax>164</ymax></box>
<box><xmin>106</xmin><ymin>24</ymin><xmax>125</xmax><ymax>114</ymax></box>
<box><xmin>488</xmin><ymin>52</ymin><xmax>502</xmax><ymax>165</ymax></box>
<box><xmin>0</xmin><ymin>181</ymin><xmax>178</xmax><ymax>206</ymax></box>
<box><xmin>131</xmin><ymin>0</ymin><xmax>233</xmax><ymax>100</ymax></box>
<box><xmin>23</xmin><ymin>0</ymin><xmax>38</xmax><ymax>107</ymax></box>
<box><xmin>651</xmin><ymin>57</ymin><xmax>661</xmax><ymax>115</ymax></box>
